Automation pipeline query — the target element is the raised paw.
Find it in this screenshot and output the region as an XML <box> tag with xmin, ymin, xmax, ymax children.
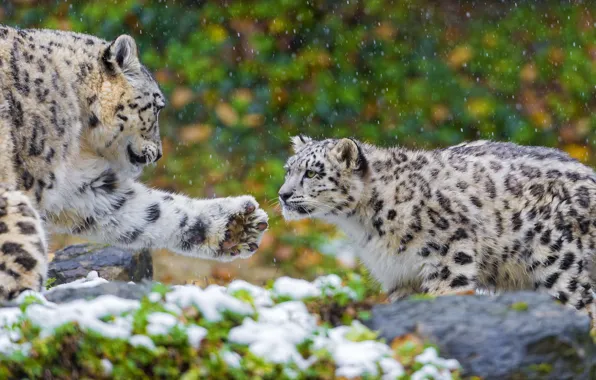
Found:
<box><xmin>217</xmin><ymin>197</ymin><xmax>268</xmax><ymax>261</ymax></box>
<box><xmin>177</xmin><ymin>195</ymin><xmax>269</xmax><ymax>261</ymax></box>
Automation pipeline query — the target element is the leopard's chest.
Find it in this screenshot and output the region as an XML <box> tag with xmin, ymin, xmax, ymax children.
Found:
<box><xmin>358</xmin><ymin>238</ymin><xmax>424</xmax><ymax>291</ymax></box>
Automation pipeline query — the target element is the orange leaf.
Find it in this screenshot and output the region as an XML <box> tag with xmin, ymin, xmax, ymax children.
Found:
<box><xmin>564</xmin><ymin>144</ymin><xmax>590</xmax><ymax>162</ymax></box>
<box><xmin>448</xmin><ymin>45</ymin><xmax>473</xmax><ymax>68</ymax></box>
<box><xmin>179</xmin><ymin>124</ymin><xmax>213</xmax><ymax>143</ymax></box>
<box><xmin>215</xmin><ymin>103</ymin><xmax>239</xmax><ymax>126</ymax></box>
<box><xmin>170</xmin><ymin>87</ymin><xmax>194</xmax><ymax>109</ymax></box>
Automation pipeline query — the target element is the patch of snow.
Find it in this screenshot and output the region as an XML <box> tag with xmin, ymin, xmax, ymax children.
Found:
<box><xmin>411</xmin><ymin>364</ymin><xmax>454</xmax><ymax>380</ymax></box>
<box><xmin>186</xmin><ymin>325</ymin><xmax>207</xmax><ymax>348</ymax></box>
<box><xmin>166</xmin><ymin>284</ymin><xmax>253</xmax><ymax>322</ymax></box>
<box><xmin>228</xmin><ymin>301</ymin><xmax>318</xmax><ymax>370</ymax></box>
<box><xmin>313</xmin><ymin>274</ymin><xmax>358</xmax><ymax>299</ymax></box>
<box><xmin>416</xmin><ymin>347</ymin><xmax>460</xmax><ymax>370</ymax></box>
<box><xmin>258</xmin><ymin>301</ymin><xmax>316</xmax><ymax>331</ymax></box>
<box><xmin>101</xmin><ymin>358</ymin><xmax>113</xmax><ymax>376</ymax></box>
<box><xmin>0</xmin><ymin>330</ymin><xmax>22</xmax><ymax>355</ymax></box>
<box><xmin>313</xmin><ymin>273</ymin><xmax>343</xmax><ymax>289</ymax></box>
<box><xmin>130</xmin><ymin>334</ymin><xmax>156</xmax><ymax>351</ymax></box>
<box><xmin>146</xmin><ymin>312</ymin><xmax>178</xmax><ymax>336</ymax></box>
<box><xmin>272</xmin><ymin>277</ymin><xmax>320</xmax><ymax>299</ymax></box>
<box><xmin>148</xmin><ymin>292</ymin><xmax>162</xmax><ymax>303</ymax></box>
<box><xmin>379</xmin><ymin>357</ymin><xmax>406</xmax><ymax>380</ymax></box>
<box><xmin>163</xmin><ymin>302</ymin><xmax>183</xmax><ymax>315</ymax></box>
<box><xmin>320</xmin><ymin>322</ymin><xmax>404</xmax><ymax>379</ymax></box>
<box><xmin>45</xmin><ymin>271</ymin><xmax>108</xmax><ymax>293</ymax></box>
<box><xmin>25</xmin><ymin>295</ymin><xmax>139</xmax><ymax>339</ymax></box>
<box><xmin>0</xmin><ymin>307</ymin><xmax>22</xmax><ymax>327</ymax></box>
<box><xmin>227</xmin><ymin>279</ymin><xmax>273</xmax><ymax>307</ymax></box>
<box><xmin>333</xmin><ymin>340</ymin><xmax>398</xmax><ymax>378</ymax></box>
<box><xmin>15</xmin><ymin>290</ymin><xmax>52</xmax><ymax>305</ymax></box>
<box><xmin>222</xmin><ymin>350</ymin><xmax>242</xmax><ymax>368</ymax></box>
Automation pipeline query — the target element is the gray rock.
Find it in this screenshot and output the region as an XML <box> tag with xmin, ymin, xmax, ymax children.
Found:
<box><xmin>44</xmin><ymin>280</ymin><xmax>155</xmax><ymax>303</ymax></box>
<box><xmin>48</xmin><ymin>244</ymin><xmax>153</xmax><ymax>285</ymax></box>
<box><xmin>366</xmin><ymin>291</ymin><xmax>596</xmax><ymax>380</ymax></box>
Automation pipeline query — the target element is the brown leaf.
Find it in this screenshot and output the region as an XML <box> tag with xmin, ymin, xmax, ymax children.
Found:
<box><xmin>211</xmin><ymin>265</ymin><xmax>237</xmax><ymax>280</ymax></box>
<box><xmin>520</xmin><ymin>63</ymin><xmax>537</xmax><ymax>83</ymax></box>
<box><xmin>179</xmin><ymin>124</ymin><xmax>213</xmax><ymax>143</ymax></box>
<box><xmin>431</xmin><ymin>105</ymin><xmax>450</xmax><ymax>123</ymax></box>
<box><xmin>274</xmin><ymin>245</ymin><xmax>294</xmax><ymax>261</ymax></box>
<box><xmin>259</xmin><ymin>232</ymin><xmax>275</xmax><ymax>251</ymax></box>
<box><xmin>171</xmin><ymin>87</ymin><xmax>194</xmax><ymax>109</ymax></box>
<box><xmin>215</xmin><ymin>103</ymin><xmax>239</xmax><ymax>126</ymax></box>
<box><xmin>242</xmin><ymin>114</ymin><xmax>264</xmax><ymax>128</ymax></box>
<box><xmin>296</xmin><ymin>249</ymin><xmax>322</xmax><ymax>269</ymax></box>
<box><xmin>232</xmin><ymin>88</ymin><xmax>254</xmax><ymax>104</ymax></box>
<box><xmin>374</xmin><ymin>23</ymin><xmax>397</xmax><ymax>41</ymax></box>
<box><xmin>448</xmin><ymin>45</ymin><xmax>473</xmax><ymax>68</ymax></box>
<box><xmin>548</xmin><ymin>47</ymin><xmax>564</xmax><ymax>66</ymax></box>
<box><xmin>154</xmin><ymin>69</ymin><xmax>172</xmax><ymax>85</ymax></box>
<box><xmin>390</xmin><ymin>333</ymin><xmax>424</xmax><ymax>352</ymax></box>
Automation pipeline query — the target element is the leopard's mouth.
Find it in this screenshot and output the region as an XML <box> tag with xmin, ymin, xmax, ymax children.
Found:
<box><xmin>127</xmin><ymin>144</ymin><xmax>162</xmax><ymax>165</ymax></box>
<box><xmin>281</xmin><ymin>200</ymin><xmax>314</xmax><ymax>215</ymax></box>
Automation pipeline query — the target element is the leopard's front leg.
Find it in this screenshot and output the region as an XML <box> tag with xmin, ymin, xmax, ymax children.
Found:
<box><xmin>47</xmin><ymin>180</ymin><xmax>269</xmax><ymax>262</ymax></box>
<box><xmin>0</xmin><ymin>184</ymin><xmax>47</xmax><ymax>299</ymax></box>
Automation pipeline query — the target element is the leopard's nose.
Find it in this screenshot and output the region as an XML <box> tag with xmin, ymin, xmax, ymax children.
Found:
<box><xmin>279</xmin><ymin>191</ymin><xmax>293</xmax><ymax>202</ymax></box>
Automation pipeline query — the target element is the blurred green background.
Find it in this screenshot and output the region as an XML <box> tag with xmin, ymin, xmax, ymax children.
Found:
<box><xmin>3</xmin><ymin>0</ymin><xmax>596</xmax><ymax>288</ymax></box>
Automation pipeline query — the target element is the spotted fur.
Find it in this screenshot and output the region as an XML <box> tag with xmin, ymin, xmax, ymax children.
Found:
<box><xmin>0</xmin><ymin>25</ymin><xmax>268</xmax><ymax>299</ymax></box>
<box><xmin>280</xmin><ymin>136</ymin><xmax>596</xmax><ymax>320</ymax></box>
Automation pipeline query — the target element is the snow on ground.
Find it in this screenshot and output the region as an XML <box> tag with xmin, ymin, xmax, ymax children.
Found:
<box><xmin>0</xmin><ymin>271</ymin><xmax>460</xmax><ymax>379</ymax></box>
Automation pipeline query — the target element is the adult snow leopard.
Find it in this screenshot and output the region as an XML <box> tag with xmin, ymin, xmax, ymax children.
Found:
<box><xmin>0</xmin><ymin>25</ymin><xmax>268</xmax><ymax>299</ymax></box>
<box><xmin>279</xmin><ymin>136</ymin><xmax>596</xmax><ymax>319</ymax></box>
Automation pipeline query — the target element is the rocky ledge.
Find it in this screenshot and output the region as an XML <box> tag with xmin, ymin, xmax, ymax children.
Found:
<box><xmin>367</xmin><ymin>292</ymin><xmax>596</xmax><ymax>379</ymax></box>
<box><xmin>48</xmin><ymin>244</ymin><xmax>153</xmax><ymax>285</ymax></box>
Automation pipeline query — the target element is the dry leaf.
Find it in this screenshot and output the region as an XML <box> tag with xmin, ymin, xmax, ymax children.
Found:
<box><xmin>232</xmin><ymin>88</ymin><xmax>254</xmax><ymax>104</ymax></box>
<box><xmin>520</xmin><ymin>63</ymin><xmax>537</xmax><ymax>83</ymax></box>
<box><xmin>215</xmin><ymin>103</ymin><xmax>239</xmax><ymax>126</ymax></box>
<box><xmin>211</xmin><ymin>265</ymin><xmax>237</xmax><ymax>280</ymax></box>
<box><xmin>171</xmin><ymin>87</ymin><xmax>194</xmax><ymax>109</ymax></box>
<box><xmin>242</xmin><ymin>114</ymin><xmax>264</xmax><ymax>128</ymax></box>
<box><xmin>431</xmin><ymin>105</ymin><xmax>450</xmax><ymax>123</ymax></box>
<box><xmin>448</xmin><ymin>45</ymin><xmax>473</xmax><ymax>68</ymax></box>
<box><xmin>564</xmin><ymin>144</ymin><xmax>590</xmax><ymax>162</ymax></box>
<box><xmin>179</xmin><ymin>124</ymin><xmax>213</xmax><ymax>143</ymax></box>
<box><xmin>274</xmin><ymin>245</ymin><xmax>294</xmax><ymax>261</ymax></box>
<box><xmin>296</xmin><ymin>249</ymin><xmax>322</xmax><ymax>269</ymax></box>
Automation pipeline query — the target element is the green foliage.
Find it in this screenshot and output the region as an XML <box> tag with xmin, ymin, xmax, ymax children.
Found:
<box><xmin>44</xmin><ymin>277</ymin><xmax>57</xmax><ymax>290</ymax></box>
<box><xmin>0</xmin><ymin>274</ymin><xmax>459</xmax><ymax>379</ymax></box>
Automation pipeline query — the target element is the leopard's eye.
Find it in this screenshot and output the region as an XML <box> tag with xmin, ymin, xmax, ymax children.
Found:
<box><xmin>305</xmin><ymin>170</ymin><xmax>317</xmax><ymax>178</ymax></box>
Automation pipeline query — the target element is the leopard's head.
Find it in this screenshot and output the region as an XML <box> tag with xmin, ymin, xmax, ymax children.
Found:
<box><xmin>279</xmin><ymin>136</ymin><xmax>369</xmax><ymax>221</ymax></box>
<box><xmin>88</xmin><ymin>35</ymin><xmax>165</xmax><ymax>174</ymax></box>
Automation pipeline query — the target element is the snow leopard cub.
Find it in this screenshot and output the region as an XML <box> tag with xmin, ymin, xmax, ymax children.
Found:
<box><xmin>279</xmin><ymin>136</ymin><xmax>596</xmax><ymax>318</ymax></box>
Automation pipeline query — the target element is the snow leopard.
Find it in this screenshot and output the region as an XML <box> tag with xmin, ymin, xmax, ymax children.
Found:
<box><xmin>279</xmin><ymin>135</ymin><xmax>596</xmax><ymax>319</ymax></box>
<box><xmin>0</xmin><ymin>25</ymin><xmax>268</xmax><ymax>299</ymax></box>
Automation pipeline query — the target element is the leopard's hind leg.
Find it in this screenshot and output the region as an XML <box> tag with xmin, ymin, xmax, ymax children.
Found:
<box><xmin>0</xmin><ymin>184</ymin><xmax>47</xmax><ymax>299</ymax></box>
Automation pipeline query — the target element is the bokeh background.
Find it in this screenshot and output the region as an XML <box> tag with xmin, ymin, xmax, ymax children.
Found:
<box><xmin>3</xmin><ymin>0</ymin><xmax>596</xmax><ymax>288</ymax></box>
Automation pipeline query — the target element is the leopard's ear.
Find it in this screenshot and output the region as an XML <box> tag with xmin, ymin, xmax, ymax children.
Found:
<box><xmin>290</xmin><ymin>135</ymin><xmax>312</xmax><ymax>153</ymax></box>
<box><xmin>102</xmin><ymin>35</ymin><xmax>139</xmax><ymax>75</ymax></box>
<box><xmin>331</xmin><ymin>138</ymin><xmax>367</xmax><ymax>173</ymax></box>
